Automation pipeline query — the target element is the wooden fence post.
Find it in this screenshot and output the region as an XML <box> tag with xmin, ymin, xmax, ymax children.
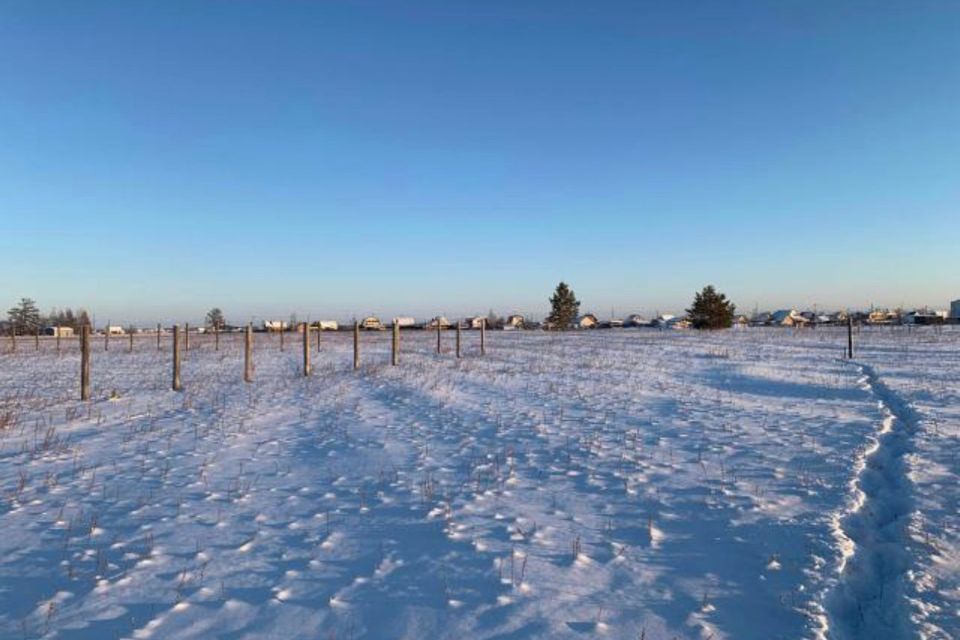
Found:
<box><xmin>847</xmin><ymin>316</ymin><xmax>854</xmax><ymax>359</ymax></box>
<box><xmin>215</xmin><ymin>323</ymin><xmax>220</xmax><ymax>352</ymax></box>
<box><xmin>56</xmin><ymin>325</ymin><xmax>61</xmax><ymax>354</ymax></box>
<box><xmin>353</xmin><ymin>321</ymin><xmax>360</xmax><ymax>370</ymax></box>
<box><xmin>302</xmin><ymin>323</ymin><xmax>311</xmax><ymax>377</ymax></box>
<box><xmin>80</xmin><ymin>325</ymin><xmax>90</xmax><ymax>401</ymax></box>
<box><xmin>436</xmin><ymin>322</ymin><xmax>441</xmax><ymax>355</ymax></box>
<box><xmin>157</xmin><ymin>323</ymin><xmax>161</xmax><ymax>351</ymax></box>
<box><xmin>185</xmin><ymin>323</ymin><xmax>190</xmax><ymax>352</ymax></box>
<box><xmin>172</xmin><ymin>325</ymin><xmax>182</xmax><ymax>391</ymax></box>
<box><xmin>128</xmin><ymin>329</ymin><xmax>134</xmax><ymax>353</ymax></box>
<box><xmin>456</xmin><ymin>320</ymin><xmax>461</xmax><ymax>359</ymax></box>
<box><xmin>105</xmin><ymin>321</ymin><xmax>110</xmax><ymax>351</ymax></box>
<box><xmin>316</xmin><ymin>325</ymin><xmax>321</xmax><ymax>353</ymax></box>
<box><xmin>392</xmin><ymin>319</ymin><xmax>399</xmax><ymax>366</ymax></box>
<box><xmin>280</xmin><ymin>325</ymin><xmax>284</xmax><ymax>351</ymax></box>
<box><xmin>35</xmin><ymin>328</ymin><xmax>39</xmax><ymax>351</ymax></box>
<box><xmin>244</xmin><ymin>323</ymin><xmax>253</xmax><ymax>383</ymax></box>
<box><xmin>480</xmin><ymin>318</ymin><xmax>486</xmax><ymax>356</ymax></box>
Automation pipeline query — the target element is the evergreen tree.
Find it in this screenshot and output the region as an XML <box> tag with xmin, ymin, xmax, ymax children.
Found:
<box><xmin>686</xmin><ymin>285</ymin><xmax>736</xmax><ymax>329</ymax></box>
<box><xmin>6</xmin><ymin>297</ymin><xmax>41</xmax><ymax>335</ymax></box>
<box><xmin>546</xmin><ymin>282</ymin><xmax>580</xmax><ymax>330</ymax></box>
<box><xmin>206</xmin><ymin>308</ymin><xmax>226</xmax><ymax>330</ymax></box>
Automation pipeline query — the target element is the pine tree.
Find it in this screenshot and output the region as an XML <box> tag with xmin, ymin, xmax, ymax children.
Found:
<box><xmin>546</xmin><ymin>282</ymin><xmax>580</xmax><ymax>330</ymax></box>
<box><xmin>686</xmin><ymin>285</ymin><xmax>736</xmax><ymax>330</ymax></box>
<box><xmin>6</xmin><ymin>298</ymin><xmax>41</xmax><ymax>335</ymax></box>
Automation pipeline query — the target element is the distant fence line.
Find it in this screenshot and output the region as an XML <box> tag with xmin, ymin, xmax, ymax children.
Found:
<box><xmin>1</xmin><ymin>317</ymin><xmax>899</xmax><ymax>400</ymax></box>
<box><xmin>17</xmin><ymin>319</ymin><xmax>488</xmax><ymax>400</ymax></box>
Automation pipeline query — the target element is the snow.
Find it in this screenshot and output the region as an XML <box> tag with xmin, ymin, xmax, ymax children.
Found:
<box><xmin>0</xmin><ymin>327</ymin><xmax>956</xmax><ymax>639</ymax></box>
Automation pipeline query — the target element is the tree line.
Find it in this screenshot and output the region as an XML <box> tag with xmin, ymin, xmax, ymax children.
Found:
<box><xmin>5</xmin><ymin>298</ymin><xmax>92</xmax><ymax>335</ymax></box>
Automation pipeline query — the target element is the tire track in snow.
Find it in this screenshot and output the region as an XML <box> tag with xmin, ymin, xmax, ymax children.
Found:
<box><xmin>825</xmin><ymin>362</ymin><xmax>918</xmax><ymax>639</ymax></box>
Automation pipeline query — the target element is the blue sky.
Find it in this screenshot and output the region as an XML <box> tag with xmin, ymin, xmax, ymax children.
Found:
<box><xmin>1</xmin><ymin>1</ymin><xmax>958</xmax><ymax>324</ymax></box>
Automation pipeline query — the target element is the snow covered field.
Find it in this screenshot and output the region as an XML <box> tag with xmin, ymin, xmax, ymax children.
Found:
<box><xmin>0</xmin><ymin>327</ymin><xmax>956</xmax><ymax>640</ymax></box>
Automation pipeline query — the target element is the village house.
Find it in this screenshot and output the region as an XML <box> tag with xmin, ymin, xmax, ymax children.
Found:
<box><xmin>624</xmin><ymin>314</ymin><xmax>647</xmax><ymax>327</ymax></box>
<box><xmin>466</xmin><ymin>317</ymin><xmax>486</xmax><ymax>330</ymax></box>
<box><xmin>770</xmin><ymin>310</ymin><xmax>809</xmax><ymax>327</ymax></box>
<box><xmin>577</xmin><ymin>313</ymin><xmax>599</xmax><ymax>329</ymax></box>
<box><xmin>504</xmin><ymin>315</ymin><xmax>524</xmax><ymax>329</ymax></box>
<box><xmin>263</xmin><ymin>320</ymin><xmax>288</xmax><ymax>332</ymax></box>
<box><xmin>42</xmin><ymin>326</ymin><xmax>75</xmax><ymax>337</ymax></box>
<box><xmin>360</xmin><ymin>316</ymin><xmax>383</xmax><ymax>330</ymax></box>
<box><xmin>426</xmin><ymin>316</ymin><xmax>452</xmax><ymax>330</ymax></box>
<box><xmin>393</xmin><ymin>317</ymin><xmax>417</xmax><ymax>329</ymax></box>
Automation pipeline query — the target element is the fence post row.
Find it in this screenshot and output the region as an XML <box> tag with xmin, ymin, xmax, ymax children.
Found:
<box><xmin>172</xmin><ymin>325</ymin><xmax>182</xmax><ymax>391</ymax></box>
<box><xmin>80</xmin><ymin>325</ymin><xmax>90</xmax><ymax>401</ymax></box>
<box><xmin>244</xmin><ymin>323</ymin><xmax>253</xmax><ymax>383</ymax></box>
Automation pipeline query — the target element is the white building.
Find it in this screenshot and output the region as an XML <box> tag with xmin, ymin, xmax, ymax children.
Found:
<box><xmin>263</xmin><ymin>320</ymin><xmax>288</xmax><ymax>332</ymax></box>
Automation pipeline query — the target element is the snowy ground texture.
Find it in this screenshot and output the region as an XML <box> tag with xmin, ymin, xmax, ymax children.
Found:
<box><xmin>0</xmin><ymin>327</ymin><xmax>956</xmax><ymax>640</ymax></box>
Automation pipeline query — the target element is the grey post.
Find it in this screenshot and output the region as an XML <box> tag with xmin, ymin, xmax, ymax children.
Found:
<box><xmin>157</xmin><ymin>323</ymin><xmax>161</xmax><ymax>351</ymax></box>
<box><xmin>185</xmin><ymin>323</ymin><xmax>190</xmax><ymax>352</ymax></box>
<box><xmin>436</xmin><ymin>321</ymin><xmax>441</xmax><ymax>354</ymax></box>
<box><xmin>847</xmin><ymin>315</ymin><xmax>854</xmax><ymax>359</ymax></box>
<box><xmin>128</xmin><ymin>329</ymin><xmax>133</xmax><ymax>353</ymax></box>
<box><xmin>280</xmin><ymin>324</ymin><xmax>284</xmax><ymax>351</ymax></box>
<box><xmin>244</xmin><ymin>323</ymin><xmax>253</xmax><ymax>383</ymax></box>
<box><xmin>105</xmin><ymin>321</ymin><xmax>109</xmax><ymax>351</ymax></box>
<box><xmin>316</xmin><ymin>324</ymin><xmax>321</xmax><ymax>353</ymax></box>
<box><xmin>353</xmin><ymin>321</ymin><xmax>360</xmax><ymax>370</ymax></box>
<box><xmin>172</xmin><ymin>325</ymin><xmax>182</xmax><ymax>391</ymax></box>
<box><xmin>80</xmin><ymin>325</ymin><xmax>90</xmax><ymax>400</ymax></box>
<box><xmin>35</xmin><ymin>328</ymin><xmax>39</xmax><ymax>351</ymax></box>
<box><xmin>56</xmin><ymin>325</ymin><xmax>61</xmax><ymax>354</ymax></box>
<box><xmin>456</xmin><ymin>319</ymin><xmax>461</xmax><ymax>359</ymax></box>
<box><xmin>392</xmin><ymin>319</ymin><xmax>399</xmax><ymax>366</ymax></box>
<box><xmin>215</xmin><ymin>322</ymin><xmax>220</xmax><ymax>351</ymax></box>
<box><xmin>480</xmin><ymin>317</ymin><xmax>486</xmax><ymax>356</ymax></box>
<box><xmin>302</xmin><ymin>322</ymin><xmax>311</xmax><ymax>377</ymax></box>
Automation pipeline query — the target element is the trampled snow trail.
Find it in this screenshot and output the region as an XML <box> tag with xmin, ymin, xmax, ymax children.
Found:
<box><xmin>826</xmin><ymin>362</ymin><xmax>919</xmax><ymax>639</ymax></box>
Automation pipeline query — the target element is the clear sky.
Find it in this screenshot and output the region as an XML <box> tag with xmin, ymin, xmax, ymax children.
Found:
<box><xmin>1</xmin><ymin>1</ymin><xmax>958</xmax><ymax>325</ymax></box>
